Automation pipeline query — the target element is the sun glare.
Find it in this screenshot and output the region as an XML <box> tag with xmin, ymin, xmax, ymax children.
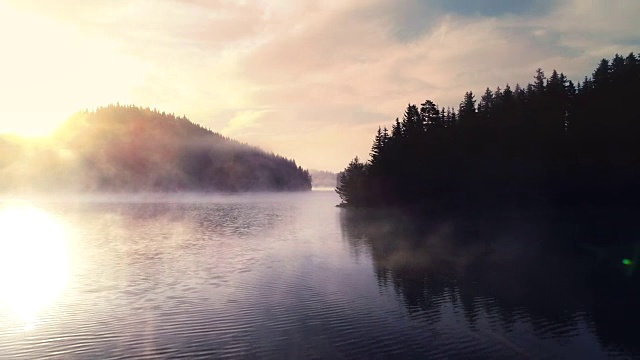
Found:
<box><xmin>0</xmin><ymin>205</ymin><xmax>70</xmax><ymax>329</ymax></box>
<box><xmin>0</xmin><ymin>2</ymin><xmax>147</xmax><ymax>137</ymax></box>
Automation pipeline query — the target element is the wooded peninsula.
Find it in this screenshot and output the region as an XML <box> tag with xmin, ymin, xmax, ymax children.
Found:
<box><xmin>337</xmin><ymin>53</ymin><xmax>640</xmax><ymax>211</ymax></box>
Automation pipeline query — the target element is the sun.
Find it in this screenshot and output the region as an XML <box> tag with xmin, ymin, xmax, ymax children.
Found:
<box><xmin>0</xmin><ymin>1</ymin><xmax>147</xmax><ymax>138</ymax></box>
<box><xmin>0</xmin><ymin>205</ymin><xmax>70</xmax><ymax>329</ymax></box>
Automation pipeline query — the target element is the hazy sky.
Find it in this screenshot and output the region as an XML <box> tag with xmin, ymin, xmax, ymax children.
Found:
<box><xmin>1</xmin><ymin>0</ymin><xmax>638</xmax><ymax>171</ymax></box>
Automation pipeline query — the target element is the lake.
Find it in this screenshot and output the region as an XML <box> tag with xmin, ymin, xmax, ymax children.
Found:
<box><xmin>0</xmin><ymin>191</ymin><xmax>638</xmax><ymax>358</ymax></box>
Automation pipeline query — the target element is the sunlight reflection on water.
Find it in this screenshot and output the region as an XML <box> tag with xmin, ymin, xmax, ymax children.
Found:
<box><xmin>0</xmin><ymin>205</ymin><xmax>69</xmax><ymax>330</ymax></box>
<box><xmin>0</xmin><ymin>193</ymin><xmax>635</xmax><ymax>358</ymax></box>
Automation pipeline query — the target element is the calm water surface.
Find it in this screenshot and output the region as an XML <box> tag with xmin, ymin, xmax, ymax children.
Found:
<box><xmin>0</xmin><ymin>191</ymin><xmax>638</xmax><ymax>359</ymax></box>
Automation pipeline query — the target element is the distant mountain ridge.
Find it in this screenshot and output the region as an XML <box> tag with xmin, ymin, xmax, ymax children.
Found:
<box><xmin>0</xmin><ymin>104</ymin><xmax>311</xmax><ymax>192</ymax></box>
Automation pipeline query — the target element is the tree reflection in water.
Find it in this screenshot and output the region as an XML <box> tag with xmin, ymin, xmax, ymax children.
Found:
<box><xmin>340</xmin><ymin>208</ymin><xmax>640</xmax><ymax>356</ymax></box>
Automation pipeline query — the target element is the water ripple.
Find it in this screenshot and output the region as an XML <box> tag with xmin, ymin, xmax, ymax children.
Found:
<box><xmin>0</xmin><ymin>192</ymin><xmax>636</xmax><ymax>358</ymax></box>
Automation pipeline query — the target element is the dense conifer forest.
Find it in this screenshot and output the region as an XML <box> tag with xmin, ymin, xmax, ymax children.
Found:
<box><xmin>0</xmin><ymin>105</ymin><xmax>311</xmax><ymax>192</ymax></box>
<box><xmin>337</xmin><ymin>53</ymin><xmax>640</xmax><ymax>210</ymax></box>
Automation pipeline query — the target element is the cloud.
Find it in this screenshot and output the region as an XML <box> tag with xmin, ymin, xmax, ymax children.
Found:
<box><xmin>541</xmin><ymin>0</ymin><xmax>640</xmax><ymax>56</ymax></box>
<box><xmin>1</xmin><ymin>0</ymin><xmax>638</xmax><ymax>171</ymax></box>
<box><xmin>430</xmin><ymin>0</ymin><xmax>559</xmax><ymax>17</ymax></box>
<box><xmin>221</xmin><ymin>109</ymin><xmax>271</xmax><ymax>137</ymax></box>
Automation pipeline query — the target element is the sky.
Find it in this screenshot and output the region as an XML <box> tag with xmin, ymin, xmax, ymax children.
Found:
<box><xmin>0</xmin><ymin>0</ymin><xmax>638</xmax><ymax>172</ymax></box>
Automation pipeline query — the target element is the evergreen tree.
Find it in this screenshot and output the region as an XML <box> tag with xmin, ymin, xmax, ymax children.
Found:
<box><xmin>478</xmin><ymin>88</ymin><xmax>494</xmax><ymax>120</ymax></box>
<box><xmin>420</xmin><ymin>100</ymin><xmax>441</xmax><ymax>130</ymax></box>
<box><xmin>370</xmin><ymin>127</ymin><xmax>384</xmax><ymax>165</ymax></box>
<box><xmin>336</xmin><ymin>157</ymin><xmax>368</xmax><ymax>206</ymax></box>
<box><xmin>401</xmin><ymin>104</ymin><xmax>423</xmax><ymax>138</ymax></box>
<box><xmin>593</xmin><ymin>58</ymin><xmax>611</xmax><ymax>88</ymax></box>
<box><xmin>534</xmin><ymin>68</ymin><xmax>546</xmax><ymax>94</ymax></box>
<box><xmin>458</xmin><ymin>91</ymin><xmax>476</xmax><ymax>124</ymax></box>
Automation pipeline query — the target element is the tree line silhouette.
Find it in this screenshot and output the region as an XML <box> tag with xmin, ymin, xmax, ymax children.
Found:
<box><xmin>337</xmin><ymin>52</ymin><xmax>640</xmax><ymax>210</ymax></box>
<box><xmin>0</xmin><ymin>104</ymin><xmax>311</xmax><ymax>192</ymax></box>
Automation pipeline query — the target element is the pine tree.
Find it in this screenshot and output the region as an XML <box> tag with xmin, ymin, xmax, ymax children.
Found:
<box><xmin>593</xmin><ymin>58</ymin><xmax>611</xmax><ymax>88</ymax></box>
<box><xmin>336</xmin><ymin>157</ymin><xmax>368</xmax><ymax>206</ymax></box>
<box><xmin>370</xmin><ymin>127</ymin><xmax>384</xmax><ymax>164</ymax></box>
<box><xmin>391</xmin><ymin>118</ymin><xmax>403</xmax><ymax>139</ymax></box>
<box><xmin>401</xmin><ymin>104</ymin><xmax>423</xmax><ymax>138</ymax></box>
<box><xmin>458</xmin><ymin>91</ymin><xmax>476</xmax><ymax>123</ymax></box>
<box><xmin>534</xmin><ymin>68</ymin><xmax>546</xmax><ymax>94</ymax></box>
<box><xmin>420</xmin><ymin>100</ymin><xmax>441</xmax><ymax>130</ymax></box>
<box><xmin>478</xmin><ymin>88</ymin><xmax>494</xmax><ymax>120</ymax></box>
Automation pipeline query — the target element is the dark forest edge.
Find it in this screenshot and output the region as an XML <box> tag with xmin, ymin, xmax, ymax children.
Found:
<box><xmin>0</xmin><ymin>105</ymin><xmax>311</xmax><ymax>192</ymax></box>
<box><xmin>337</xmin><ymin>52</ymin><xmax>640</xmax><ymax>214</ymax></box>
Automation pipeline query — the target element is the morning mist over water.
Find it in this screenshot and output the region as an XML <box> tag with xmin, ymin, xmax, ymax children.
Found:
<box><xmin>0</xmin><ymin>192</ymin><xmax>637</xmax><ymax>358</ymax></box>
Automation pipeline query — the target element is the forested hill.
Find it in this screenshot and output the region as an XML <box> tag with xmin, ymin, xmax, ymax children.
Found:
<box><xmin>337</xmin><ymin>52</ymin><xmax>640</xmax><ymax>210</ymax></box>
<box><xmin>0</xmin><ymin>105</ymin><xmax>311</xmax><ymax>192</ymax></box>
